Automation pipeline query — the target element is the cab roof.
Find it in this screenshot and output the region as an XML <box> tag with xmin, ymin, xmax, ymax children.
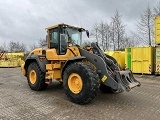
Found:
<box><xmin>45</xmin><ymin>23</ymin><xmax>85</xmax><ymax>30</ymax></box>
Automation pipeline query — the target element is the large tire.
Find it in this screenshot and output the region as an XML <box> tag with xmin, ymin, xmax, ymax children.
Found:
<box><xmin>27</xmin><ymin>62</ymin><xmax>48</xmax><ymax>91</ymax></box>
<box><xmin>63</xmin><ymin>62</ymin><xmax>100</xmax><ymax>104</ymax></box>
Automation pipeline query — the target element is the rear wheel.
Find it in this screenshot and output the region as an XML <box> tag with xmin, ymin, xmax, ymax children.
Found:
<box><xmin>27</xmin><ymin>62</ymin><xmax>48</xmax><ymax>91</ymax></box>
<box><xmin>63</xmin><ymin>62</ymin><xmax>100</xmax><ymax>104</ymax></box>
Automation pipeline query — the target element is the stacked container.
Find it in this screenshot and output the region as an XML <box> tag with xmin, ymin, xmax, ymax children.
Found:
<box><xmin>155</xmin><ymin>16</ymin><xmax>160</xmax><ymax>74</ymax></box>
<box><xmin>155</xmin><ymin>16</ymin><xmax>160</xmax><ymax>44</ymax></box>
<box><xmin>155</xmin><ymin>46</ymin><xmax>160</xmax><ymax>74</ymax></box>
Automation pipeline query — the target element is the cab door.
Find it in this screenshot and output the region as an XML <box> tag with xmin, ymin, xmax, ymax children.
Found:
<box><xmin>46</xmin><ymin>27</ymin><xmax>68</xmax><ymax>60</ymax></box>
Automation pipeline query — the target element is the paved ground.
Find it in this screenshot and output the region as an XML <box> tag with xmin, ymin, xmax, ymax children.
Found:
<box><xmin>0</xmin><ymin>68</ymin><xmax>160</xmax><ymax>120</ymax></box>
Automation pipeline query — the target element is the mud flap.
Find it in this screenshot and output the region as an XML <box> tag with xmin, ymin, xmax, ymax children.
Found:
<box><xmin>115</xmin><ymin>70</ymin><xmax>141</xmax><ymax>92</ymax></box>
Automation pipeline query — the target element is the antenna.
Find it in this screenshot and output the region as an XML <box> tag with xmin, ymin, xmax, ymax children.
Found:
<box><xmin>47</xmin><ymin>12</ymin><xmax>64</xmax><ymax>24</ymax></box>
<box><xmin>46</xmin><ymin>6</ymin><xmax>64</xmax><ymax>24</ymax></box>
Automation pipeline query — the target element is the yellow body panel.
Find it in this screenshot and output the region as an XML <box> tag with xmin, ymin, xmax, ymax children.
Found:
<box><xmin>131</xmin><ymin>46</ymin><xmax>154</xmax><ymax>74</ymax></box>
<box><xmin>155</xmin><ymin>16</ymin><xmax>160</xmax><ymax>44</ymax></box>
<box><xmin>45</xmin><ymin>46</ymin><xmax>81</xmax><ymax>81</ymax></box>
<box><xmin>46</xmin><ymin>64</ymin><xmax>53</xmax><ymax>70</ymax></box>
<box><xmin>46</xmin><ymin>46</ymin><xmax>81</xmax><ymax>60</ymax></box>
<box><xmin>46</xmin><ymin>49</ymin><xmax>59</xmax><ymax>60</ymax></box>
<box><xmin>30</xmin><ymin>48</ymin><xmax>42</xmax><ymax>55</ymax></box>
<box><xmin>45</xmin><ymin>70</ymin><xmax>61</xmax><ymax>80</ymax></box>
<box><xmin>46</xmin><ymin>63</ymin><xmax>61</xmax><ymax>70</ymax></box>
<box><xmin>104</xmin><ymin>51</ymin><xmax>125</xmax><ymax>69</ymax></box>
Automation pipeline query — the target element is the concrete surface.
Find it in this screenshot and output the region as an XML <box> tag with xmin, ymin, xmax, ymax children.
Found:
<box><xmin>0</xmin><ymin>68</ymin><xmax>160</xmax><ymax>120</ymax></box>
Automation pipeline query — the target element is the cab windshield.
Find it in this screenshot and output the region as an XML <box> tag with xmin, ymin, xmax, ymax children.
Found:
<box><xmin>65</xmin><ymin>28</ymin><xmax>82</xmax><ymax>46</ymax></box>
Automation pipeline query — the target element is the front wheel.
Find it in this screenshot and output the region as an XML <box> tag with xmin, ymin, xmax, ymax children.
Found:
<box><xmin>63</xmin><ymin>62</ymin><xmax>100</xmax><ymax>104</ymax></box>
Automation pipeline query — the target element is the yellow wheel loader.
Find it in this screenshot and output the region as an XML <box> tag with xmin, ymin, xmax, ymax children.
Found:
<box><xmin>21</xmin><ymin>24</ymin><xmax>141</xmax><ymax>104</ymax></box>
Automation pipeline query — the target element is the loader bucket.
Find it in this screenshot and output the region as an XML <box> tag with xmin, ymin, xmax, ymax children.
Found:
<box><xmin>115</xmin><ymin>70</ymin><xmax>141</xmax><ymax>92</ymax></box>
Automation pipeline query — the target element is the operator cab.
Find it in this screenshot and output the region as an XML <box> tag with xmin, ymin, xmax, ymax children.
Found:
<box><xmin>46</xmin><ymin>24</ymin><xmax>89</xmax><ymax>55</ymax></box>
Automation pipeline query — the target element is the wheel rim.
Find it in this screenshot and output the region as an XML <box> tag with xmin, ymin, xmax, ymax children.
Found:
<box><xmin>29</xmin><ymin>70</ymin><xmax>37</xmax><ymax>84</ymax></box>
<box><xmin>68</xmin><ymin>73</ymin><xmax>83</xmax><ymax>94</ymax></box>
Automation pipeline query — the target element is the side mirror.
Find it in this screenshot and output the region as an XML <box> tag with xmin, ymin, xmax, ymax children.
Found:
<box><xmin>86</xmin><ymin>30</ymin><xmax>89</xmax><ymax>38</ymax></box>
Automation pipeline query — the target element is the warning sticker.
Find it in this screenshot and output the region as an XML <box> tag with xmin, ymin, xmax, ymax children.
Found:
<box><xmin>101</xmin><ymin>75</ymin><xmax>107</xmax><ymax>82</ymax></box>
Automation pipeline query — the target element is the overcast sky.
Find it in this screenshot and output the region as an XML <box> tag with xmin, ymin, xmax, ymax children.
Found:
<box><xmin>0</xmin><ymin>0</ymin><xmax>159</xmax><ymax>48</ymax></box>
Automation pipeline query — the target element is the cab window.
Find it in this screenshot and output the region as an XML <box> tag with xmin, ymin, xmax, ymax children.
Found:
<box><xmin>60</xmin><ymin>33</ymin><xmax>67</xmax><ymax>54</ymax></box>
<box><xmin>50</xmin><ymin>28</ymin><xmax>58</xmax><ymax>49</ymax></box>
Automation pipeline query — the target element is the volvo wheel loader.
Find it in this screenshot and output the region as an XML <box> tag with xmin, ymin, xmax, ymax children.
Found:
<box><xmin>21</xmin><ymin>24</ymin><xmax>141</xmax><ymax>104</ymax></box>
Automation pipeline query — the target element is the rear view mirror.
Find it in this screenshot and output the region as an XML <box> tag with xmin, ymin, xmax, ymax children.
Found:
<box><xmin>86</xmin><ymin>30</ymin><xmax>89</xmax><ymax>38</ymax></box>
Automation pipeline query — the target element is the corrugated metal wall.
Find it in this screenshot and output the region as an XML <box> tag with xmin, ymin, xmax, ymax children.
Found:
<box><xmin>131</xmin><ymin>46</ymin><xmax>154</xmax><ymax>74</ymax></box>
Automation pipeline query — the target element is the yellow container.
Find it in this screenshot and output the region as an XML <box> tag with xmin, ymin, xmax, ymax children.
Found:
<box><xmin>155</xmin><ymin>16</ymin><xmax>160</xmax><ymax>44</ymax></box>
<box><xmin>6</xmin><ymin>52</ymin><xmax>24</xmax><ymax>56</ymax></box>
<box><xmin>0</xmin><ymin>52</ymin><xmax>24</xmax><ymax>67</ymax></box>
<box><xmin>131</xmin><ymin>46</ymin><xmax>154</xmax><ymax>74</ymax></box>
<box><xmin>18</xmin><ymin>59</ymin><xmax>24</xmax><ymax>66</ymax></box>
<box><xmin>104</xmin><ymin>51</ymin><xmax>125</xmax><ymax>69</ymax></box>
<box><xmin>0</xmin><ymin>60</ymin><xmax>19</xmax><ymax>67</ymax></box>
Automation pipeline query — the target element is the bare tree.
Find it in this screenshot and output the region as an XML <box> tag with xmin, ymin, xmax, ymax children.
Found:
<box><xmin>28</xmin><ymin>38</ymin><xmax>46</xmax><ymax>52</ymax></box>
<box><xmin>29</xmin><ymin>43</ymin><xmax>38</xmax><ymax>51</ymax></box>
<box><xmin>38</xmin><ymin>38</ymin><xmax>47</xmax><ymax>47</ymax></box>
<box><xmin>91</xmin><ymin>22</ymin><xmax>99</xmax><ymax>44</ymax></box>
<box><xmin>91</xmin><ymin>21</ymin><xmax>110</xmax><ymax>50</ymax></box>
<box><xmin>0</xmin><ymin>42</ymin><xmax>8</xmax><ymax>52</ymax></box>
<box><xmin>91</xmin><ymin>10</ymin><xmax>134</xmax><ymax>50</ymax></box>
<box><xmin>110</xmin><ymin>10</ymin><xmax>126</xmax><ymax>50</ymax></box>
<box><xmin>153</xmin><ymin>2</ymin><xmax>160</xmax><ymax>16</ymax></box>
<box><xmin>110</xmin><ymin>20</ymin><xmax>116</xmax><ymax>50</ymax></box>
<box><xmin>136</xmin><ymin>5</ymin><xmax>154</xmax><ymax>46</ymax></box>
<box><xmin>8</xmin><ymin>41</ymin><xmax>27</xmax><ymax>53</ymax></box>
<box><xmin>123</xmin><ymin>35</ymin><xmax>139</xmax><ymax>48</ymax></box>
<box><xmin>0</xmin><ymin>46</ymin><xmax>3</xmax><ymax>51</ymax></box>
